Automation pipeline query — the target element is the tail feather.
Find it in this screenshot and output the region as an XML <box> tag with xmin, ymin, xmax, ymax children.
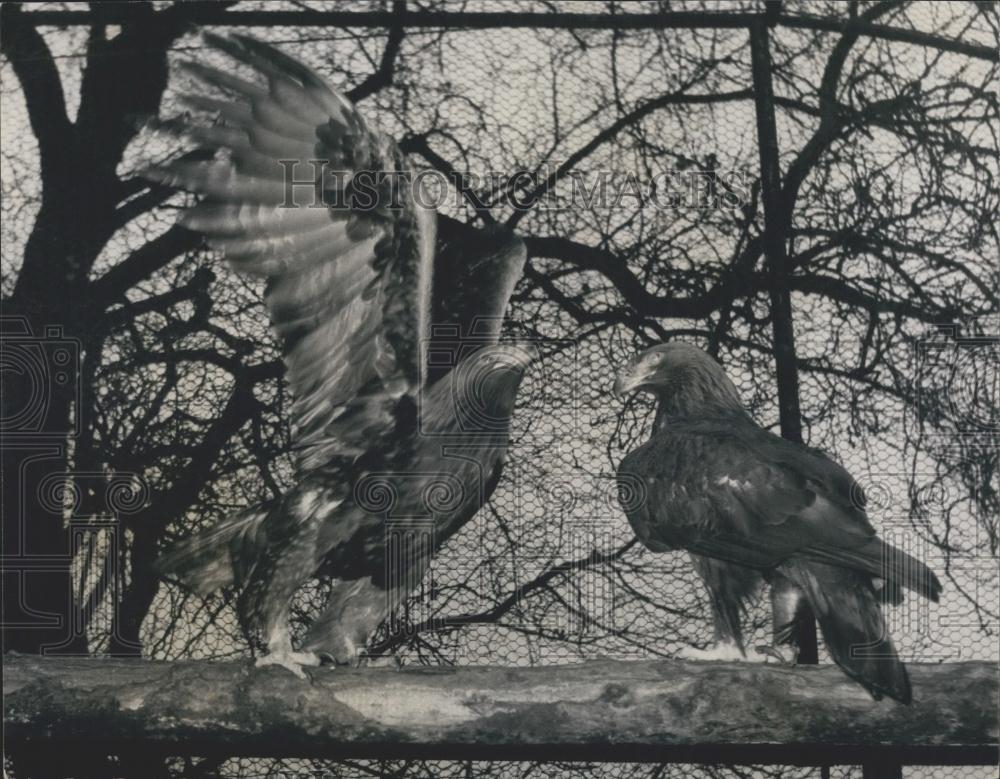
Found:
<box><xmin>155</xmin><ymin>505</ymin><xmax>271</xmax><ymax>597</ymax></box>
<box><xmin>808</xmin><ymin>537</ymin><xmax>942</xmax><ymax>603</ymax></box>
<box><xmin>783</xmin><ymin>559</ymin><xmax>912</xmax><ymax>704</ymax></box>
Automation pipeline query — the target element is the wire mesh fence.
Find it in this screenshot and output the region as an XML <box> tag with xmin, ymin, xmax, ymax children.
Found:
<box><xmin>1</xmin><ymin>1</ymin><xmax>997</xmax><ymax>777</ymax></box>
<box><xmin>6</xmin><ymin>757</ymin><xmax>999</xmax><ymax>779</ymax></box>
<box><xmin>152</xmin><ymin>762</ymin><xmax>1000</xmax><ymax>779</ymax></box>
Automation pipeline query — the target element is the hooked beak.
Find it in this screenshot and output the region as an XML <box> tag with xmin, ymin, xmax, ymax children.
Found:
<box><xmin>490</xmin><ymin>341</ymin><xmax>541</xmax><ymax>374</ymax></box>
<box><xmin>612</xmin><ymin>361</ymin><xmax>653</xmax><ymax>399</ymax></box>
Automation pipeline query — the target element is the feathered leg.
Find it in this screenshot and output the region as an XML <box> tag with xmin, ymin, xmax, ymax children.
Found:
<box><xmin>155</xmin><ymin>504</ymin><xmax>273</xmax><ymax>595</ymax></box>
<box><xmin>157</xmin><ymin>501</ymin><xmax>320</xmax><ymax>677</ymax></box>
<box><xmin>252</xmin><ymin>620</ymin><xmax>320</xmax><ymax>679</ymax></box>
<box><xmin>305</xmin><ymin>514</ymin><xmax>434</xmax><ymax>666</ymax></box>
<box><xmin>679</xmin><ymin>554</ymin><xmax>762</xmax><ymax>661</ymax></box>
<box><xmin>301</xmin><ymin>577</ymin><xmax>396</xmax><ymax>665</ymax></box>
<box><xmin>238</xmin><ymin>516</ymin><xmax>323</xmax><ymax>678</ymax></box>
<box><xmin>755</xmin><ymin>572</ymin><xmax>806</xmax><ymax>664</ymax></box>
<box><xmin>780</xmin><ymin>558</ymin><xmax>911</xmax><ymax>703</ymax></box>
<box><xmin>244</xmin><ymin>574</ymin><xmax>321</xmax><ymax>679</ymax></box>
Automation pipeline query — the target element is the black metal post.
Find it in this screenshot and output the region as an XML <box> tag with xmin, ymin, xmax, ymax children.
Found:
<box><xmin>748</xmin><ymin>14</ymin><xmax>819</xmax><ymax>669</ymax></box>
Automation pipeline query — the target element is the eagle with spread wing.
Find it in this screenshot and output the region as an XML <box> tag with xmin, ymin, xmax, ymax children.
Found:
<box><xmin>613</xmin><ymin>343</ymin><xmax>942</xmax><ymax>703</ymax></box>
<box><xmin>149</xmin><ymin>34</ymin><xmax>534</xmax><ymax>676</ymax></box>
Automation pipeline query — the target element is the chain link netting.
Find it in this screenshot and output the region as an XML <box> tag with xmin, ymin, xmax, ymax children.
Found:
<box><xmin>2</xmin><ymin>1</ymin><xmax>997</xmax><ymax>777</ymax></box>
<box><xmin>153</xmin><ymin>762</ymin><xmax>1000</xmax><ymax>779</ymax></box>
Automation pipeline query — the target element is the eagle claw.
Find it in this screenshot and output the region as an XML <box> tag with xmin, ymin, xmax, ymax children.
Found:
<box><xmin>676</xmin><ymin>642</ymin><xmax>745</xmax><ymax>662</ymax></box>
<box><xmin>359</xmin><ymin>653</ymin><xmax>403</xmax><ymax>669</ymax></box>
<box><xmin>314</xmin><ymin>650</ymin><xmax>401</xmax><ymax>669</ymax></box>
<box><xmin>255</xmin><ymin>649</ymin><xmax>321</xmax><ymax>679</ymax></box>
<box><xmin>754</xmin><ymin>644</ymin><xmax>797</xmax><ymax>665</ymax></box>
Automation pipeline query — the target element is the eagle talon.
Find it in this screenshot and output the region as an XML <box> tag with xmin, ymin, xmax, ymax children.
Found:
<box><xmin>676</xmin><ymin>642</ymin><xmax>745</xmax><ymax>662</ymax></box>
<box><xmin>755</xmin><ymin>644</ymin><xmax>797</xmax><ymax>665</ymax></box>
<box><xmin>360</xmin><ymin>653</ymin><xmax>403</xmax><ymax>669</ymax></box>
<box><xmin>317</xmin><ymin>651</ymin><xmax>340</xmax><ymax>666</ymax></box>
<box><xmin>255</xmin><ymin>649</ymin><xmax>321</xmax><ymax>679</ymax></box>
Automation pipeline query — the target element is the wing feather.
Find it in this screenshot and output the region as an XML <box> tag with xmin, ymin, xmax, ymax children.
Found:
<box><xmin>178</xmin><ymin>93</ymin><xmax>253</xmax><ymax>124</ymax></box>
<box><xmin>179</xmin><ymin>202</ymin><xmax>332</xmax><ymax>242</ymax></box>
<box><xmin>624</xmin><ymin>424</ymin><xmax>880</xmax><ymax>566</ymax></box>
<box><xmin>622</xmin><ymin>421</ymin><xmax>941</xmax><ymax>599</ymax></box>
<box><xmin>178</xmin><ymin>61</ymin><xmax>266</xmax><ymax>100</ymax></box>
<box><xmin>145</xmin><ymin>161</ymin><xmax>290</xmax><ymax>203</ymax></box>
<box><xmin>145</xmin><ymin>34</ymin><xmax>435</xmax><ymax>472</ymax></box>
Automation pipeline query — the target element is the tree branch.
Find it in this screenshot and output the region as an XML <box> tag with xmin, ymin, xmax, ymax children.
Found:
<box><xmin>13</xmin><ymin>7</ymin><xmax>996</xmax><ymax>60</ymax></box>
<box><xmin>780</xmin><ymin>1</ymin><xmax>905</xmax><ymax>222</ymax></box>
<box><xmin>509</xmin><ymin>89</ymin><xmax>754</xmax><ymax>225</ymax></box>
<box><xmin>0</xmin><ymin>4</ymin><xmax>73</xmax><ymax>174</ymax></box>
<box><xmin>524</xmin><ymin>233</ymin><xmax>763</xmax><ymax>319</ymax></box>
<box><xmin>89</xmin><ymin>225</ymin><xmax>202</xmax><ymax>306</ymax></box>
<box><xmin>371</xmin><ymin>541</ymin><xmax>637</xmax><ymax>656</ymax></box>
<box><xmin>346</xmin><ymin>0</ymin><xmax>407</xmax><ymax>103</ymax></box>
<box><xmin>3</xmin><ymin>656</ymin><xmax>997</xmax><ymax>764</ymax></box>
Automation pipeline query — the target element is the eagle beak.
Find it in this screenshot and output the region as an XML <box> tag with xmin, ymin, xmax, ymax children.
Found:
<box><xmin>612</xmin><ymin>362</ymin><xmax>650</xmax><ymax>399</ymax></box>
<box><xmin>492</xmin><ymin>341</ymin><xmax>540</xmax><ymax>372</ymax></box>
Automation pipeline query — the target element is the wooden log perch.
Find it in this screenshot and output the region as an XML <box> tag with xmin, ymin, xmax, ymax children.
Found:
<box><xmin>4</xmin><ymin>656</ymin><xmax>997</xmax><ymax>765</ymax></box>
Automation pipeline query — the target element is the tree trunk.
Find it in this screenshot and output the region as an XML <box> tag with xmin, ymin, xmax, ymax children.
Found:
<box><xmin>749</xmin><ymin>15</ymin><xmax>820</xmax><ymax>666</ymax></box>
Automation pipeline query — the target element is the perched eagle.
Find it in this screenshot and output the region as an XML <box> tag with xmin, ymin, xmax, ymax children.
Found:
<box><xmin>149</xmin><ymin>34</ymin><xmax>534</xmax><ymax>676</ymax></box>
<box><xmin>613</xmin><ymin>342</ymin><xmax>942</xmax><ymax>703</ymax></box>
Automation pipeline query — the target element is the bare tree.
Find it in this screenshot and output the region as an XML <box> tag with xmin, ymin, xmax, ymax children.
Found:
<box><xmin>2</xmin><ymin>1</ymin><xmax>996</xmax><ymax>776</ymax></box>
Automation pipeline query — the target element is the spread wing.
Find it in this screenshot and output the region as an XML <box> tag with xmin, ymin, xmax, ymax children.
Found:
<box><xmin>144</xmin><ymin>33</ymin><xmax>436</xmax><ymax>473</ymax></box>
<box><xmin>426</xmin><ymin>215</ymin><xmax>528</xmax><ymax>385</ymax></box>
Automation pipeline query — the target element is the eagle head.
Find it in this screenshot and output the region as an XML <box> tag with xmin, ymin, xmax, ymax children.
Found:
<box><xmin>612</xmin><ymin>342</ymin><xmax>744</xmax><ymax>416</ymax></box>
<box><xmin>469</xmin><ymin>341</ymin><xmax>539</xmax><ymax>392</ymax></box>
<box><xmin>432</xmin><ymin>341</ymin><xmax>539</xmax><ymax>434</ymax></box>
